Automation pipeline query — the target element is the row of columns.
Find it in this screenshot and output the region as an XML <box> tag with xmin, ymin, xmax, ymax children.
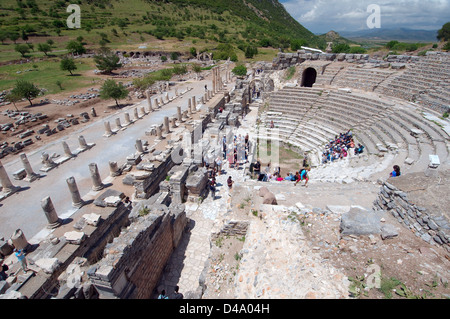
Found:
<box><xmin>0</xmin><ymin>135</ymin><xmax>95</xmax><ymax>196</ymax></box>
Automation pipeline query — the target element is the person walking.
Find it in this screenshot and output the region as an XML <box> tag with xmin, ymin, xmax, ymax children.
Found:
<box><xmin>157</xmin><ymin>289</ymin><xmax>169</xmax><ymax>299</ymax></box>
<box><xmin>390</xmin><ymin>165</ymin><xmax>401</xmax><ymax>177</ymax></box>
<box><xmin>227</xmin><ymin>176</ymin><xmax>234</xmax><ymax>190</ymax></box>
<box><xmin>171</xmin><ymin>286</ymin><xmax>184</xmax><ymax>299</ymax></box>
<box><xmin>14</xmin><ymin>249</ymin><xmax>28</xmax><ymax>274</ymax></box>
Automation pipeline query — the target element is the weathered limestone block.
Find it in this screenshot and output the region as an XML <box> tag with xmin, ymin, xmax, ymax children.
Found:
<box><xmin>63</xmin><ymin>231</ymin><xmax>85</xmax><ymax>245</ymax></box>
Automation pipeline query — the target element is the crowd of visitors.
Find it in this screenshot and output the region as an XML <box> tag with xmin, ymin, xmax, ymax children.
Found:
<box><xmin>204</xmin><ymin>132</ymin><xmax>250</xmax><ymax>200</ymax></box>
<box><xmin>321</xmin><ymin>130</ymin><xmax>364</xmax><ymax>164</ymax></box>
<box><xmin>251</xmin><ymin>159</ymin><xmax>310</xmax><ymax>187</ymax></box>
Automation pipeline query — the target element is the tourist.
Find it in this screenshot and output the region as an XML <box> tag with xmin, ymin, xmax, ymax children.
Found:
<box><xmin>295</xmin><ymin>168</ymin><xmax>310</xmax><ymax>187</ymax></box>
<box><xmin>390</xmin><ymin>165</ymin><xmax>401</xmax><ymax>177</ymax></box>
<box><xmin>209</xmin><ymin>177</ymin><xmax>216</xmax><ymax>200</ymax></box>
<box><xmin>253</xmin><ymin>159</ymin><xmax>261</xmax><ymax>179</ymax></box>
<box><xmin>227</xmin><ymin>176</ymin><xmax>234</xmax><ymax>190</ymax></box>
<box><xmin>171</xmin><ymin>286</ymin><xmax>184</xmax><ymax>299</ymax></box>
<box><xmin>215</xmin><ymin>156</ymin><xmax>222</xmax><ymax>175</ymax></box>
<box><xmin>303</xmin><ymin>152</ymin><xmax>309</xmax><ymax>168</ymax></box>
<box><xmin>0</xmin><ymin>261</ymin><xmax>8</xmax><ymax>281</ymax></box>
<box><xmin>14</xmin><ymin>248</ymin><xmax>28</xmax><ymax>274</ymax></box>
<box><xmin>355</xmin><ymin>144</ymin><xmax>365</xmax><ymax>155</ymax></box>
<box><xmin>285</xmin><ymin>173</ymin><xmax>295</xmax><ymax>181</ymax></box>
<box><xmin>158</xmin><ymin>289</ymin><xmax>169</xmax><ymax>299</ymax></box>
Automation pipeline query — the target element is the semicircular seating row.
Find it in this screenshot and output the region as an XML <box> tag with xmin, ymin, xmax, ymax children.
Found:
<box><xmin>260</xmin><ymin>86</ymin><xmax>449</xmax><ymax>173</ymax></box>
<box><xmin>314</xmin><ymin>55</ymin><xmax>450</xmax><ymax>114</ymax></box>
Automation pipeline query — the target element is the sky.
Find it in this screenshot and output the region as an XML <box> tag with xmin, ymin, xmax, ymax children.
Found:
<box><xmin>279</xmin><ymin>0</ymin><xmax>450</xmax><ymax>34</ymax></box>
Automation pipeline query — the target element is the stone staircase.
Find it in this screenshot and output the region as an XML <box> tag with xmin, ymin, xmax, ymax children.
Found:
<box><xmin>332</xmin><ymin>66</ymin><xmax>396</xmax><ymax>92</ymax></box>
<box><xmin>375</xmin><ymin>55</ymin><xmax>450</xmax><ymax>113</ymax></box>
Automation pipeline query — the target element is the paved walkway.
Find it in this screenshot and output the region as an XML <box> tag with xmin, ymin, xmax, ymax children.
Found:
<box><xmin>154</xmin><ymin>102</ymin><xmax>259</xmax><ymax>298</ymax></box>
<box><xmin>0</xmin><ymin>76</ymin><xmax>215</xmax><ymax>244</ymax></box>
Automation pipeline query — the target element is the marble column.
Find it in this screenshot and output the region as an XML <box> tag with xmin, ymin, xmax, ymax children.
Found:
<box><xmin>156</xmin><ymin>125</ymin><xmax>163</xmax><ymax>140</ymax></box>
<box><xmin>104</xmin><ymin>121</ymin><xmax>113</xmax><ymax>137</ymax></box>
<box><xmin>164</xmin><ymin>116</ymin><xmax>170</xmax><ymax>134</ymax></box>
<box><xmin>66</xmin><ymin>176</ymin><xmax>84</xmax><ymax>208</ymax></box>
<box><xmin>62</xmin><ymin>141</ymin><xmax>74</xmax><ymax>158</ymax></box>
<box><xmin>192</xmin><ymin>96</ymin><xmax>197</xmax><ymax>111</ymax></box>
<box><xmin>146</xmin><ymin>90</ymin><xmax>153</xmax><ymax>111</ymax></box>
<box><xmin>41</xmin><ymin>196</ymin><xmax>61</xmax><ymax>229</ymax></box>
<box><xmin>136</xmin><ymin>139</ymin><xmax>145</xmax><ymax>153</ymax></box>
<box><xmin>109</xmin><ymin>161</ymin><xmax>121</xmax><ymax>177</ymax></box>
<box><xmin>89</xmin><ymin>163</ymin><xmax>104</xmax><ymax>191</ymax></box>
<box><xmin>115</xmin><ymin>117</ymin><xmax>122</xmax><ymax>130</ymax></box>
<box><xmin>177</xmin><ymin>106</ymin><xmax>182</xmax><ymax>122</ymax></box>
<box><xmin>212</xmin><ymin>72</ymin><xmax>216</xmax><ymax>95</ymax></box>
<box><xmin>124</xmin><ymin>112</ymin><xmax>131</xmax><ymax>125</ymax></box>
<box><xmin>20</xmin><ymin>153</ymin><xmax>39</xmax><ymax>182</ymax></box>
<box><xmin>0</xmin><ymin>159</ymin><xmax>19</xmax><ymax>194</ymax></box>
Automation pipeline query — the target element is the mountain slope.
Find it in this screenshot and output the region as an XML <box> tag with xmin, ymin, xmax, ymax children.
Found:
<box><xmin>0</xmin><ymin>0</ymin><xmax>324</xmax><ymax>48</ymax></box>
<box><xmin>337</xmin><ymin>28</ymin><xmax>438</xmax><ymax>42</ymax></box>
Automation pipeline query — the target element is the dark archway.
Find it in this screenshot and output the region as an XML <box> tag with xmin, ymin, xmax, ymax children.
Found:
<box><xmin>301</xmin><ymin>68</ymin><xmax>317</xmax><ymax>87</ymax></box>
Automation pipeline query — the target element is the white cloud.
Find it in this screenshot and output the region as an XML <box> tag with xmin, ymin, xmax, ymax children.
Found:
<box><xmin>280</xmin><ymin>0</ymin><xmax>449</xmax><ymax>33</ymax></box>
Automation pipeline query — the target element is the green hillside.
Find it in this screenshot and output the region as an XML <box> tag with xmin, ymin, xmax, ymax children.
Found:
<box><xmin>0</xmin><ymin>0</ymin><xmax>327</xmax><ymax>94</ymax></box>
<box><xmin>0</xmin><ymin>0</ymin><xmax>325</xmax><ymax>55</ymax></box>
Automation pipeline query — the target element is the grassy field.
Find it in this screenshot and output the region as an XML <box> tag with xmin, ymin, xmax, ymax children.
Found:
<box><xmin>0</xmin><ymin>57</ymin><xmax>97</xmax><ymax>94</ymax></box>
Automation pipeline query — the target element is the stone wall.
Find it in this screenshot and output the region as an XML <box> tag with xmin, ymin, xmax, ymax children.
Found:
<box><xmin>13</xmin><ymin>201</ymin><xmax>131</xmax><ymax>299</ymax></box>
<box><xmin>271</xmin><ymin>51</ymin><xmax>448</xmax><ymax>71</ymax></box>
<box><xmin>272</xmin><ymin>50</ymin><xmax>371</xmax><ymax>70</ymax></box>
<box><xmin>87</xmin><ymin>203</ymin><xmax>188</xmax><ymax>299</ymax></box>
<box><xmin>373</xmin><ymin>173</ymin><xmax>450</xmax><ymax>251</ymax></box>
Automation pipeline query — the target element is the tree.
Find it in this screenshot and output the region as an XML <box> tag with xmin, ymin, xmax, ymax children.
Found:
<box><xmin>190</xmin><ymin>47</ymin><xmax>197</xmax><ymax>57</ymax></box>
<box><xmin>232</xmin><ymin>64</ymin><xmax>247</xmax><ymax>77</ymax></box>
<box><xmin>443</xmin><ymin>42</ymin><xmax>450</xmax><ymax>51</ymax></box>
<box><xmin>93</xmin><ymin>51</ymin><xmax>122</xmax><ymax>74</ymax></box>
<box><xmin>21</xmin><ymin>30</ymin><xmax>28</xmax><ymax>43</ymax></box>
<box><xmin>349</xmin><ymin>46</ymin><xmax>367</xmax><ymax>54</ymax></box>
<box><xmin>37</xmin><ymin>43</ymin><xmax>52</xmax><ymax>56</ymax></box>
<box><xmin>60</xmin><ymin>57</ymin><xmax>77</xmax><ymax>75</ymax></box>
<box><xmin>0</xmin><ymin>31</ymin><xmax>8</xmax><ymax>44</ymax></box>
<box><xmin>192</xmin><ymin>63</ymin><xmax>202</xmax><ymax>80</ymax></box>
<box><xmin>386</xmin><ymin>40</ymin><xmax>399</xmax><ymax>49</ymax></box>
<box><xmin>5</xmin><ymin>90</ymin><xmax>22</xmax><ymax>111</ymax></box>
<box><xmin>66</xmin><ymin>40</ymin><xmax>86</xmax><ymax>55</ymax></box>
<box><xmin>332</xmin><ymin>43</ymin><xmax>351</xmax><ymax>53</ymax></box>
<box><xmin>437</xmin><ymin>22</ymin><xmax>450</xmax><ymax>42</ymax></box>
<box><xmin>100</xmin><ymin>79</ymin><xmax>128</xmax><ymax>108</ymax></box>
<box><xmin>10</xmin><ymin>80</ymin><xmax>40</xmax><ymax>106</ymax></box>
<box><xmin>291</xmin><ymin>39</ymin><xmax>307</xmax><ymax>51</ymax></box>
<box><xmin>15</xmin><ymin>44</ymin><xmax>30</xmax><ymax>57</ymax></box>
<box><xmin>8</xmin><ymin>32</ymin><xmax>20</xmax><ymax>44</ymax></box>
<box><xmin>245</xmin><ymin>46</ymin><xmax>258</xmax><ymax>59</ymax></box>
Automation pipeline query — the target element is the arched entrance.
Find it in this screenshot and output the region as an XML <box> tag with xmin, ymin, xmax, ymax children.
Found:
<box><xmin>301</xmin><ymin>68</ymin><xmax>317</xmax><ymax>87</ymax></box>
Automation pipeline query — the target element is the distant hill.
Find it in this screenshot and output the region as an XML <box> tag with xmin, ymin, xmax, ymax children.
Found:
<box><xmin>337</xmin><ymin>28</ymin><xmax>439</xmax><ymax>43</ymax></box>
<box><xmin>0</xmin><ymin>0</ymin><xmax>325</xmax><ymax>49</ymax></box>
<box><xmin>317</xmin><ymin>30</ymin><xmax>356</xmax><ymax>45</ymax></box>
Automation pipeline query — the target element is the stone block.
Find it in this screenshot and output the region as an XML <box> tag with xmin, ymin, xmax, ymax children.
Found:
<box><xmin>64</xmin><ymin>231</ymin><xmax>85</xmax><ymax>245</ymax></box>
<box><xmin>35</xmin><ymin>257</ymin><xmax>60</xmax><ymax>274</ymax></box>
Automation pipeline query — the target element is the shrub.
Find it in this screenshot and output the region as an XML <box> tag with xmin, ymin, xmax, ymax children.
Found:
<box><xmin>232</xmin><ymin>64</ymin><xmax>247</xmax><ymax>77</ymax></box>
<box><xmin>332</xmin><ymin>43</ymin><xmax>350</xmax><ymax>53</ymax></box>
<box><xmin>349</xmin><ymin>46</ymin><xmax>366</xmax><ymax>54</ymax></box>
